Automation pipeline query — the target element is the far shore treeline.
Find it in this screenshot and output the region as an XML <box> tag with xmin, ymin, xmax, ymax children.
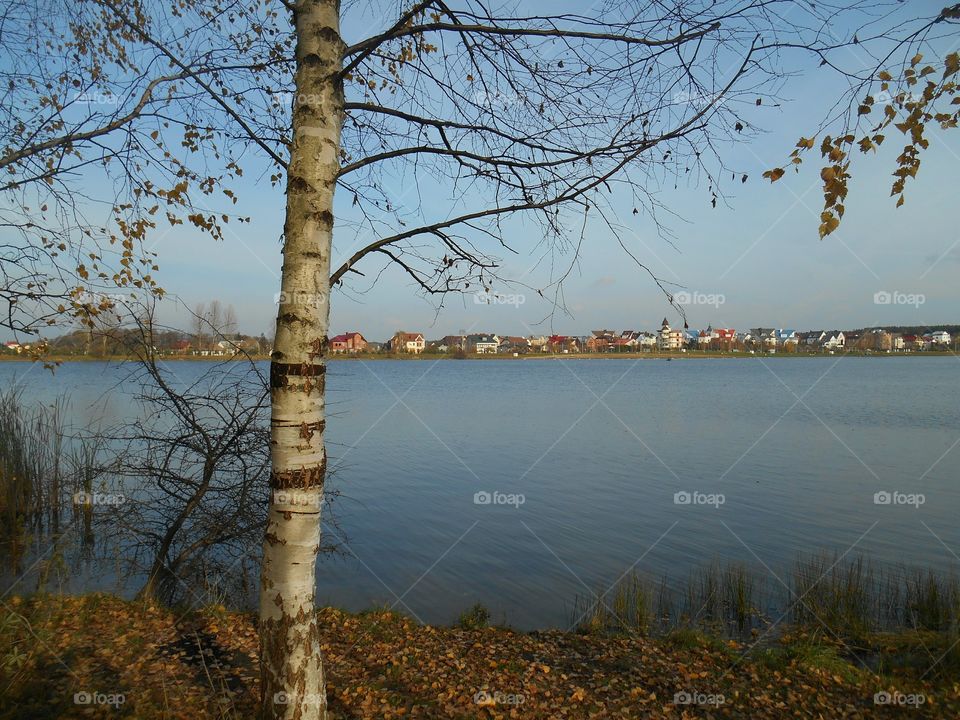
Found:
<box><xmin>3</xmin><ymin>322</ymin><xmax>959</xmax><ymax>360</ymax></box>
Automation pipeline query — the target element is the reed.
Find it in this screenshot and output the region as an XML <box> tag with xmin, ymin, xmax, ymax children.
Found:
<box><xmin>0</xmin><ymin>390</ymin><xmax>57</xmax><ymax>567</ymax></box>
<box><xmin>0</xmin><ymin>389</ymin><xmax>100</xmax><ymax>572</ymax></box>
<box><xmin>572</xmin><ymin>554</ymin><xmax>959</xmax><ymax>640</ymax></box>
<box><xmin>901</xmin><ymin>568</ymin><xmax>960</xmax><ymax>632</ymax></box>
<box><xmin>572</xmin><ymin>564</ymin><xmax>763</xmax><ymax>636</ymax></box>
<box><xmin>790</xmin><ymin>553</ymin><xmax>874</xmax><ymax>636</ymax></box>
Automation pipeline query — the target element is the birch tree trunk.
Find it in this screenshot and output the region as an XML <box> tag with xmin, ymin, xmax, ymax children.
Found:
<box><xmin>260</xmin><ymin>1</ymin><xmax>343</xmax><ymax>718</ymax></box>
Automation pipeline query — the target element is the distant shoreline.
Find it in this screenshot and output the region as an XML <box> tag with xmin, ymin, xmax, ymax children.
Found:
<box><xmin>0</xmin><ymin>350</ymin><xmax>952</xmax><ymax>363</ymax></box>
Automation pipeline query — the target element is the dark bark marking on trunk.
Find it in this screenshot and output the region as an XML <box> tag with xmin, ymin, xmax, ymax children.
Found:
<box><xmin>299</xmin><ymin>419</ymin><xmax>326</xmax><ymax>440</ymax></box>
<box><xmin>313</xmin><ymin>210</ymin><xmax>334</xmax><ymax>229</ymax></box>
<box><xmin>287</xmin><ymin>176</ymin><xmax>314</xmax><ymax>194</ymax></box>
<box><xmin>261</xmin><ymin>604</ymin><xmax>327</xmax><ymax>717</ymax></box>
<box><xmin>279</xmin><ymin>312</ymin><xmax>309</xmax><ymax>326</ymax></box>
<box><xmin>265</xmin><ymin>531</ymin><xmax>287</xmax><ymax>546</ymax></box>
<box><xmin>270</xmin><ymin>361</ymin><xmax>327</xmax><ymax>389</ymax></box>
<box><xmin>269</xmin><ymin>459</ymin><xmax>327</xmax><ymax>490</ymax></box>
<box><xmin>307</xmin><ymin>337</ymin><xmax>327</xmax><ymax>360</ymax></box>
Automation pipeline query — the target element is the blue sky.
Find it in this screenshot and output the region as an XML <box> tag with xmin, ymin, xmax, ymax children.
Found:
<box><xmin>37</xmin><ymin>1</ymin><xmax>960</xmax><ymax>342</ymax></box>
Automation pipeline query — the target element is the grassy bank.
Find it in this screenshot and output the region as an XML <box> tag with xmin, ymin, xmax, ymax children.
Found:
<box><xmin>1</xmin><ymin>593</ymin><xmax>956</xmax><ymax>718</ymax></box>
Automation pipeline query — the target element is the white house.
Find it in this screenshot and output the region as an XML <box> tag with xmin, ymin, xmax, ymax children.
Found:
<box><xmin>657</xmin><ymin>318</ymin><xmax>685</xmax><ymax>350</ymax></box>
<box><xmin>822</xmin><ymin>332</ymin><xmax>845</xmax><ymax>349</ymax></box>
<box><xmin>776</xmin><ymin>329</ymin><xmax>798</xmax><ymax>346</ymax></box>
<box><xmin>799</xmin><ymin>331</ymin><xmax>825</xmax><ymax>347</ymax></box>
<box><xmin>468</xmin><ymin>334</ymin><xmax>500</xmax><ymax>354</ymax></box>
<box><xmin>637</xmin><ymin>332</ymin><xmax>657</xmax><ymax>348</ymax></box>
<box><xmin>930</xmin><ymin>330</ymin><xmax>951</xmax><ymax>345</ymax></box>
<box><xmin>392</xmin><ymin>332</ymin><xmax>425</xmax><ymax>353</ymax></box>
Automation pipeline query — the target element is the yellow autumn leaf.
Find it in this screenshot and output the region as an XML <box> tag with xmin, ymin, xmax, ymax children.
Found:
<box><xmin>818</xmin><ymin>212</ymin><xmax>840</xmax><ymax>238</ymax></box>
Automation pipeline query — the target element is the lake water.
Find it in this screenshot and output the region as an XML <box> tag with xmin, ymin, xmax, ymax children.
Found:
<box><xmin>2</xmin><ymin>356</ymin><xmax>958</xmax><ymax>628</ymax></box>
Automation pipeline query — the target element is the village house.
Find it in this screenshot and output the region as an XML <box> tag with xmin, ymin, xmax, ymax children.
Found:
<box><xmin>636</xmin><ymin>332</ymin><xmax>657</xmax><ymax>349</ymax></box>
<box><xmin>527</xmin><ymin>335</ymin><xmax>548</xmax><ymax>351</ymax></box>
<box><xmin>822</xmin><ymin>331</ymin><xmax>845</xmax><ymax>350</ymax></box>
<box><xmin>657</xmin><ymin>318</ymin><xmax>685</xmax><ymax>350</ymax></box>
<box><xmin>759</xmin><ymin>330</ymin><xmax>778</xmax><ymax>349</ymax></box>
<box><xmin>586</xmin><ymin>329</ymin><xmax>618</xmax><ymax>352</ymax></box>
<box><xmin>901</xmin><ymin>334</ymin><xmax>923</xmax><ymax>350</ymax></box>
<box><xmin>615</xmin><ymin>330</ymin><xmax>645</xmax><ymax>350</ymax></box>
<box><xmin>844</xmin><ymin>332</ymin><xmax>863</xmax><ymax>348</ymax></box>
<box><xmin>604</xmin><ymin>337</ymin><xmax>631</xmax><ymax>352</ymax></box>
<box><xmin>390</xmin><ymin>331</ymin><xmax>425</xmax><ymax>353</ymax></box>
<box><xmin>749</xmin><ymin>328</ymin><xmax>776</xmax><ymax>349</ymax></box>
<box><xmin>862</xmin><ymin>329</ymin><xmax>892</xmax><ymax>351</ymax></box>
<box><xmin>714</xmin><ymin>328</ymin><xmax>736</xmax><ymax>348</ymax></box>
<box><xmin>498</xmin><ymin>336</ymin><xmax>529</xmax><ymax>353</ymax></box>
<box><xmin>330</xmin><ymin>331</ymin><xmax>368</xmax><ymax>353</ymax></box>
<box><xmin>776</xmin><ymin>329</ymin><xmax>798</xmax><ymax>347</ymax></box>
<box><xmin>241</xmin><ymin>337</ymin><xmax>262</xmax><ymax>354</ymax></box>
<box><xmin>694</xmin><ymin>326</ymin><xmax>734</xmax><ymax>348</ymax></box>
<box><xmin>798</xmin><ymin>331</ymin><xmax>825</xmax><ymax>348</ymax></box>
<box><xmin>466</xmin><ymin>334</ymin><xmax>500</xmax><ymax>354</ymax></box>
<box><xmin>547</xmin><ymin>335</ymin><xmax>580</xmax><ymax>353</ymax></box>
<box><xmin>209</xmin><ymin>337</ymin><xmax>259</xmax><ymax>356</ymax></box>
<box><xmin>434</xmin><ymin>334</ymin><xmax>466</xmax><ymax>352</ymax></box>
<box><xmin>929</xmin><ymin>330</ymin><xmax>951</xmax><ymax>345</ymax></box>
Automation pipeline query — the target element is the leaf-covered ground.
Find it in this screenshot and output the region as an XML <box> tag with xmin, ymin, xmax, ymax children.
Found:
<box><xmin>1</xmin><ymin>594</ymin><xmax>956</xmax><ymax>718</ymax></box>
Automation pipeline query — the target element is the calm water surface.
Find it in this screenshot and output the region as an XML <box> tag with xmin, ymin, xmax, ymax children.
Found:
<box><xmin>2</xmin><ymin>356</ymin><xmax>958</xmax><ymax>628</ymax></box>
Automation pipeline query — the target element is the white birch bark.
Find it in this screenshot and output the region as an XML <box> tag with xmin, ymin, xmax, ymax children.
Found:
<box><xmin>260</xmin><ymin>1</ymin><xmax>342</xmax><ymax>718</ymax></box>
